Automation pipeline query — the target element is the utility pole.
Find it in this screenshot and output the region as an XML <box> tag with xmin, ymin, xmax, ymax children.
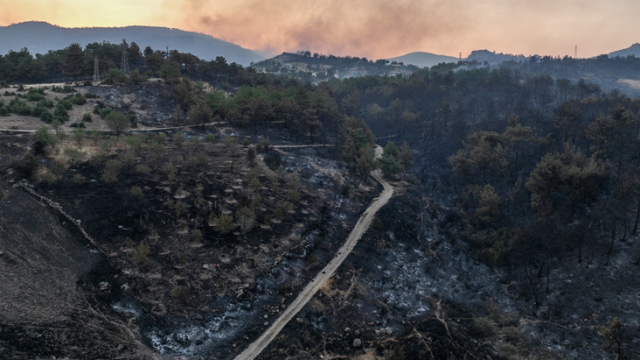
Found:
<box><xmin>575</xmin><ymin>45</ymin><xmax>577</xmax><ymax>59</ymax></box>
<box><xmin>121</xmin><ymin>39</ymin><xmax>130</xmax><ymax>74</ymax></box>
<box><xmin>93</xmin><ymin>56</ymin><xmax>100</xmax><ymax>82</ymax></box>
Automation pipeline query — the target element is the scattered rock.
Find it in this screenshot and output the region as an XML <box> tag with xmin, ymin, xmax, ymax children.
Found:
<box><xmin>152</xmin><ymin>304</ymin><xmax>166</xmax><ymax>316</ymax></box>
<box><xmin>353</xmin><ymin>338</ymin><xmax>362</xmax><ymax>347</ymax></box>
<box><xmin>263</xmin><ymin>314</ymin><xmax>269</xmax><ymax>319</ymax></box>
<box><xmin>263</xmin><ymin>321</ymin><xmax>269</xmax><ymax>326</ymax></box>
<box><xmin>175</xmin><ymin>333</ymin><xmax>190</xmax><ymax>346</ymax></box>
<box><xmin>236</xmin><ymin>289</ymin><xmax>245</xmax><ymax>300</ymax></box>
<box><xmin>98</xmin><ymin>282</ymin><xmax>110</xmax><ymax>291</ymax></box>
<box><xmin>296</xmin><ymin>318</ymin><xmax>304</xmax><ymax>325</ymax></box>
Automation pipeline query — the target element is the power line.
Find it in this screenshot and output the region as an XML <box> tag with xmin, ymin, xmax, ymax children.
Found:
<box><xmin>121</xmin><ymin>39</ymin><xmax>130</xmax><ymax>74</ymax></box>
<box><xmin>93</xmin><ymin>56</ymin><xmax>100</xmax><ymax>82</ymax></box>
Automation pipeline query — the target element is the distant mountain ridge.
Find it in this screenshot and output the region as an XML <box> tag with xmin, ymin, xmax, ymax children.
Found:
<box><xmin>388</xmin><ymin>51</ymin><xmax>458</xmax><ymax>68</ymax></box>
<box><xmin>608</xmin><ymin>43</ymin><xmax>640</xmax><ymax>58</ymax></box>
<box><xmin>466</xmin><ymin>50</ymin><xmax>527</xmax><ymax>64</ymax></box>
<box><xmin>0</xmin><ymin>21</ymin><xmax>264</xmax><ymax>66</ymax></box>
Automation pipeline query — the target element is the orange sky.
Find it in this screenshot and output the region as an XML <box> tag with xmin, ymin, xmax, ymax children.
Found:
<box><xmin>1</xmin><ymin>0</ymin><xmax>639</xmax><ymax>59</ymax></box>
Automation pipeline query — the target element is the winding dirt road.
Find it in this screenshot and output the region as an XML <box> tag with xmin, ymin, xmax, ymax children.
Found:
<box><xmin>233</xmin><ymin>169</ymin><xmax>394</xmax><ymax>360</ymax></box>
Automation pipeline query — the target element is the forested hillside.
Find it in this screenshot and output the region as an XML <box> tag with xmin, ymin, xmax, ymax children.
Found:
<box><xmin>0</xmin><ymin>22</ymin><xmax>263</xmax><ymax>66</ymax></box>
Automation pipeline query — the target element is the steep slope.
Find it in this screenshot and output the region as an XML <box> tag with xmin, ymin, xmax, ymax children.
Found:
<box><xmin>608</xmin><ymin>43</ymin><xmax>640</xmax><ymax>58</ymax></box>
<box><xmin>388</xmin><ymin>51</ymin><xmax>458</xmax><ymax>68</ymax></box>
<box><xmin>0</xmin><ymin>22</ymin><xmax>264</xmax><ymax>66</ymax></box>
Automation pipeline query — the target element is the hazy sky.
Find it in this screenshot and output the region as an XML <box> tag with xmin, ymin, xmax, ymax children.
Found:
<box><xmin>1</xmin><ymin>0</ymin><xmax>638</xmax><ymax>59</ymax></box>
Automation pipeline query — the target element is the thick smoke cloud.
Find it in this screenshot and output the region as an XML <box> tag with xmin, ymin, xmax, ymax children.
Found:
<box><xmin>166</xmin><ymin>0</ymin><xmax>640</xmax><ymax>59</ymax></box>
<box><xmin>170</xmin><ymin>0</ymin><xmax>472</xmax><ymax>59</ymax></box>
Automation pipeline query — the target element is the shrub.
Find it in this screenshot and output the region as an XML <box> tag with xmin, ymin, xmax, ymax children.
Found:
<box><xmin>75</xmin><ymin>95</ymin><xmax>87</xmax><ymax>105</ymax></box>
<box><xmin>274</xmin><ymin>201</ymin><xmax>293</xmax><ymax>220</ymax></box>
<box><xmin>174</xmin><ymin>201</ymin><xmax>188</xmax><ymax>217</ymax></box>
<box><xmin>249</xmin><ymin>177</ymin><xmax>261</xmax><ymax>189</ymax></box>
<box><xmin>71</xmin><ymin>173</ymin><xmax>86</xmax><ymax>184</ymax></box>
<box><xmin>132</xmin><ymin>242</ymin><xmax>150</xmax><ymax>263</ymax></box>
<box><xmin>173</xmin><ymin>132</ymin><xmax>186</xmax><ymax>147</ymax></box>
<box><xmin>102</xmin><ymin>159</ymin><xmax>120</xmax><ymax>183</ymax></box>
<box><xmin>205</xmin><ymin>134</ymin><xmax>216</xmax><ymax>143</ymax></box>
<box><xmin>57</xmin><ymin>99</ymin><xmax>73</xmax><ymax>110</ymax></box>
<box><xmin>105</xmin><ymin>111</ymin><xmax>131</xmax><ymax>138</ymax></box>
<box><xmin>82</xmin><ymin>113</ymin><xmax>93</xmax><ymax>122</ymax></box>
<box><xmin>472</xmin><ymin>317</ymin><xmax>497</xmax><ymax>337</ymax></box>
<box><xmin>64</xmin><ymin>148</ymin><xmax>86</xmax><ymax>166</ymax></box>
<box><xmin>287</xmin><ymin>188</ymin><xmax>300</xmax><ymax>202</ymax></box>
<box><xmin>26</xmin><ymin>92</ymin><xmax>45</xmax><ymax>102</ymax></box>
<box><xmin>31</xmin><ymin>106</ymin><xmax>47</xmax><ymax>117</ymax></box>
<box><xmin>127</xmin><ymin>112</ymin><xmax>137</xmax><ymax>128</ymax></box>
<box><xmin>224</xmin><ymin>136</ymin><xmax>237</xmax><ymax>148</ymax></box>
<box><xmin>135</xmin><ymin>164</ymin><xmax>151</xmax><ymax>175</ymax></box>
<box><xmin>131</xmin><ymin>185</ymin><xmax>143</xmax><ymax>197</ymax></box>
<box><xmin>256</xmin><ymin>137</ymin><xmax>270</xmax><ymax>153</ymax></box>
<box><xmin>53</xmin><ymin>107</ymin><xmax>69</xmax><ymax>122</ymax></box>
<box><xmin>154</xmin><ymin>132</ymin><xmax>167</xmax><ymax>145</ymax></box>
<box><xmin>34</xmin><ymin>127</ymin><xmax>51</xmax><ymax>145</ymax></box>
<box><xmin>383</xmin><ymin>348</ymin><xmax>405</xmax><ymax>360</ymax></box>
<box><xmin>247</xmin><ymin>148</ymin><xmax>256</xmax><ymax>163</ymax></box>
<box><xmin>99</xmin><ymin>107</ymin><xmax>112</xmax><ymax>119</ymax></box>
<box><xmin>170</xmin><ymin>285</ymin><xmax>189</xmax><ymax>304</ymax></box>
<box><xmin>51</xmin><ymin>85</ymin><xmax>76</xmax><ymax>93</ymax></box>
<box><xmin>124</xmin><ymin>135</ymin><xmax>141</xmax><ymax>149</ymax></box>
<box><xmin>72</xmin><ymin>128</ymin><xmax>85</xmax><ymax>147</ymax></box>
<box><xmin>195</xmin><ymin>153</ymin><xmax>208</xmax><ymax>168</ymax></box>
<box><xmin>37</xmin><ymin>99</ymin><xmax>54</xmax><ymax>108</ymax></box>
<box><xmin>236</xmin><ymin>207</ymin><xmax>256</xmax><ymax>234</ymax></box>
<box><xmin>284</xmin><ymin>172</ymin><xmax>300</xmax><ymax>189</ymax></box>
<box><xmin>49</xmin><ymin>160</ymin><xmax>66</xmax><ymax>179</ymax></box>
<box><xmin>193</xmin><ymin>229</ymin><xmax>203</xmax><ymax>241</ymax></box>
<box><xmin>264</xmin><ymin>152</ymin><xmax>281</xmax><ymax>170</ymax></box>
<box><xmin>211</xmin><ymin>213</ymin><xmax>235</xmax><ymax>234</ymax></box>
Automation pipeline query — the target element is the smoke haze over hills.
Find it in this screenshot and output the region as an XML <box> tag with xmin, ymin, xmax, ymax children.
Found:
<box><xmin>2</xmin><ymin>0</ymin><xmax>640</xmax><ymax>60</ymax></box>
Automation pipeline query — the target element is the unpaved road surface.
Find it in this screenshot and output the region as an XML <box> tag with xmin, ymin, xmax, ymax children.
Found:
<box><xmin>234</xmin><ymin>169</ymin><xmax>394</xmax><ymax>360</ymax></box>
<box><xmin>271</xmin><ymin>144</ymin><xmax>334</xmax><ymax>148</ymax></box>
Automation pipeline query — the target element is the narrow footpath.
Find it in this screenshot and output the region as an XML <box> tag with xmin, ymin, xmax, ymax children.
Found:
<box><xmin>234</xmin><ymin>169</ymin><xmax>394</xmax><ymax>360</ymax></box>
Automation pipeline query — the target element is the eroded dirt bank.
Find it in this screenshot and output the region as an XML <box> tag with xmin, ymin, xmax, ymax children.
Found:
<box><xmin>0</xmin><ymin>136</ymin><xmax>156</xmax><ymax>359</ymax></box>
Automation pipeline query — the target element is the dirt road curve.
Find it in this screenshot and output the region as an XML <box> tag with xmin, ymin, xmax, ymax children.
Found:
<box><xmin>0</xmin><ymin>122</ymin><xmax>226</xmax><ymax>134</ymax></box>
<box><xmin>233</xmin><ymin>169</ymin><xmax>394</xmax><ymax>360</ymax></box>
